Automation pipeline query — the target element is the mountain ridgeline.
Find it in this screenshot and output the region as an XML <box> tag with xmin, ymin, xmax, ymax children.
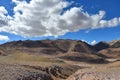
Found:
<box><xmin>1</xmin><ymin>39</ymin><xmax>95</xmax><ymax>54</ymax></box>
<box><xmin>0</xmin><ymin>39</ymin><xmax>120</xmax><ymax>60</ymax></box>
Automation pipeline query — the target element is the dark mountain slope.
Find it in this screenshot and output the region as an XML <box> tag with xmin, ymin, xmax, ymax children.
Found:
<box><xmin>94</xmin><ymin>41</ymin><xmax>110</xmax><ymax>51</ymax></box>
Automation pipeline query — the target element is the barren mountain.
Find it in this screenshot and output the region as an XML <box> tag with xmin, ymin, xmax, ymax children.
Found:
<box><xmin>1</xmin><ymin>39</ymin><xmax>96</xmax><ymax>55</ymax></box>
<box><xmin>109</xmin><ymin>40</ymin><xmax>120</xmax><ymax>48</ymax></box>
<box><xmin>1</xmin><ymin>39</ymin><xmax>120</xmax><ymax>61</ymax></box>
<box><xmin>96</xmin><ymin>40</ymin><xmax>120</xmax><ymax>59</ymax></box>
<box><xmin>1</xmin><ymin>39</ymin><xmax>106</xmax><ymax>64</ymax></box>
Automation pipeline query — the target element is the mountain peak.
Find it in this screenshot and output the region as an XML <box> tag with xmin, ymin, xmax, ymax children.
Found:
<box><xmin>94</xmin><ymin>41</ymin><xmax>110</xmax><ymax>51</ymax></box>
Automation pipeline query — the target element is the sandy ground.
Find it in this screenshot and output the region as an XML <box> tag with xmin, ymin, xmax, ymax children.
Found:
<box><xmin>66</xmin><ymin>60</ymin><xmax>120</xmax><ymax>80</ymax></box>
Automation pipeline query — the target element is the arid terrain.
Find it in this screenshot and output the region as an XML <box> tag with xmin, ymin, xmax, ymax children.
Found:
<box><xmin>0</xmin><ymin>39</ymin><xmax>119</xmax><ymax>80</ymax></box>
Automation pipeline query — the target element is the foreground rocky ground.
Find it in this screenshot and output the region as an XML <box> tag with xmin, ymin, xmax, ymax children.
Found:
<box><xmin>0</xmin><ymin>57</ymin><xmax>119</xmax><ymax>80</ymax></box>
<box><xmin>66</xmin><ymin>61</ymin><xmax>120</xmax><ymax>80</ymax></box>
<box><xmin>0</xmin><ymin>63</ymin><xmax>53</xmax><ymax>80</ymax></box>
<box><xmin>67</xmin><ymin>69</ymin><xmax>120</xmax><ymax>80</ymax></box>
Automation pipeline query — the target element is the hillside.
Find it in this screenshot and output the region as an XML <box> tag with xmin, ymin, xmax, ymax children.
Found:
<box><xmin>1</xmin><ymin>39</ymin><xmax>96</xmax><ymax>56</ymax></box>
<box><xmin>0</xmin><ymin>39</ymin><xmax>119</xmax><ymax>80</ymax></box>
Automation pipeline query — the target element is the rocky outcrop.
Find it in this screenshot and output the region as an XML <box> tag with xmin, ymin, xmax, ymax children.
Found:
<box><xmin>0</xmin><ymin>48</ymin><xmax>6</xmax><ymax>56</ymax></box>
<box><xmin>0</xmin><ymin>63</ymin><xmax>53</xmax><ymax>80</ymax></box>
<box><xmin>67</xmin><ymin>68</ymin><xmax>120</xmax><ymax>80</ymax></box>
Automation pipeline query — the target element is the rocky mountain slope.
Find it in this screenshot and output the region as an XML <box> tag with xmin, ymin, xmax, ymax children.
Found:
<box><xmin>1</xmin><ymin>39</ymin><xmax>95</xmax><ymax>54</ymax></box>
<box><xmin>0</xmin><ymin>39</ymin><xmax>120</xmax><ymax>80</ymax></box>
<box><xmin>2</xmin><ymin>39</ymin><xmax>120</xmax><ymax>59</ymax></box>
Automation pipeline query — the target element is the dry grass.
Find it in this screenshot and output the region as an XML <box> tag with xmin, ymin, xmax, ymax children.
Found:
<box><xmin>0</xmin><ymin>52</ymin><xmax>64</xmax><ymax>64</ymax></box>
<box><xmin>0</xmin><ymin>52</ymin><xmax>80</xmax><ymax>80</ymax></box>
<box><xmin>0</xmin><ymin>49</ymin><xmax>119</xmax><ymax>80</ymax></box>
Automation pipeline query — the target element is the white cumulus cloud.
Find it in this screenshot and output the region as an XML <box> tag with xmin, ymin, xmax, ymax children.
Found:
<box><xmin>0</xmin><ymin>35</ymin><xmax>9</xmax><ymax>41</ymax></box>
<box><xmin>0</xmin><ymin>6</ymin><xmax>10</xmax><ymax>27</ymax></box>
<box><xmin>91</xmin><ymin>40</ymin><xmax>97</xmax><ymax>45</ymax></box>
<box><xmin>0</xmin><ymin>0</ymin><xmax>119</xmax><ymax>37</ymax></box>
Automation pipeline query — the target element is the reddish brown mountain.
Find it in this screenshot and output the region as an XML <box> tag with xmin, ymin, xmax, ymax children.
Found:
<box><xmin>1</xmin><ymin>39</ymin><xmax>96</xmax><ymax>54</ymax></box>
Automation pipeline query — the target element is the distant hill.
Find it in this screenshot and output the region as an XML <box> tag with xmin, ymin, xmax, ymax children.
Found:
<box><xmin>94</xmin><ymin>41</ymin><xmax>110</xmax><ymax>51</ymax></box>
<box><xmin>109</xmin><ymin>40</ymin><xmax>120</xmax><ymax>48</ymax></box>
<box><xmin>97</xmin><ymin>40</ymin><xmax>120</xmax><ymax>58</ymax></box>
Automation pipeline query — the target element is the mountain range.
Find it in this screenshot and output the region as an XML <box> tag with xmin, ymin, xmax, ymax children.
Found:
<box><xmin>0</xmin><ymin>39</ymin><xmax>120</xmax><ymax>63</ymax></box>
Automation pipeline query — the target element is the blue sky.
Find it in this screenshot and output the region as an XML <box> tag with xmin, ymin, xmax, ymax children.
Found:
<box><xmin>0</xmin><ymin>0</ymin><xmax>120</xmax><ymax>44</ymax></box>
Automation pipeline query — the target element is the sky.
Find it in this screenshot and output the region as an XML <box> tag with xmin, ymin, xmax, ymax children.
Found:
<box><xmin>0</xmin><ymin>0</ymin><xmax>120</xmax><ymax>44</ymax></box>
